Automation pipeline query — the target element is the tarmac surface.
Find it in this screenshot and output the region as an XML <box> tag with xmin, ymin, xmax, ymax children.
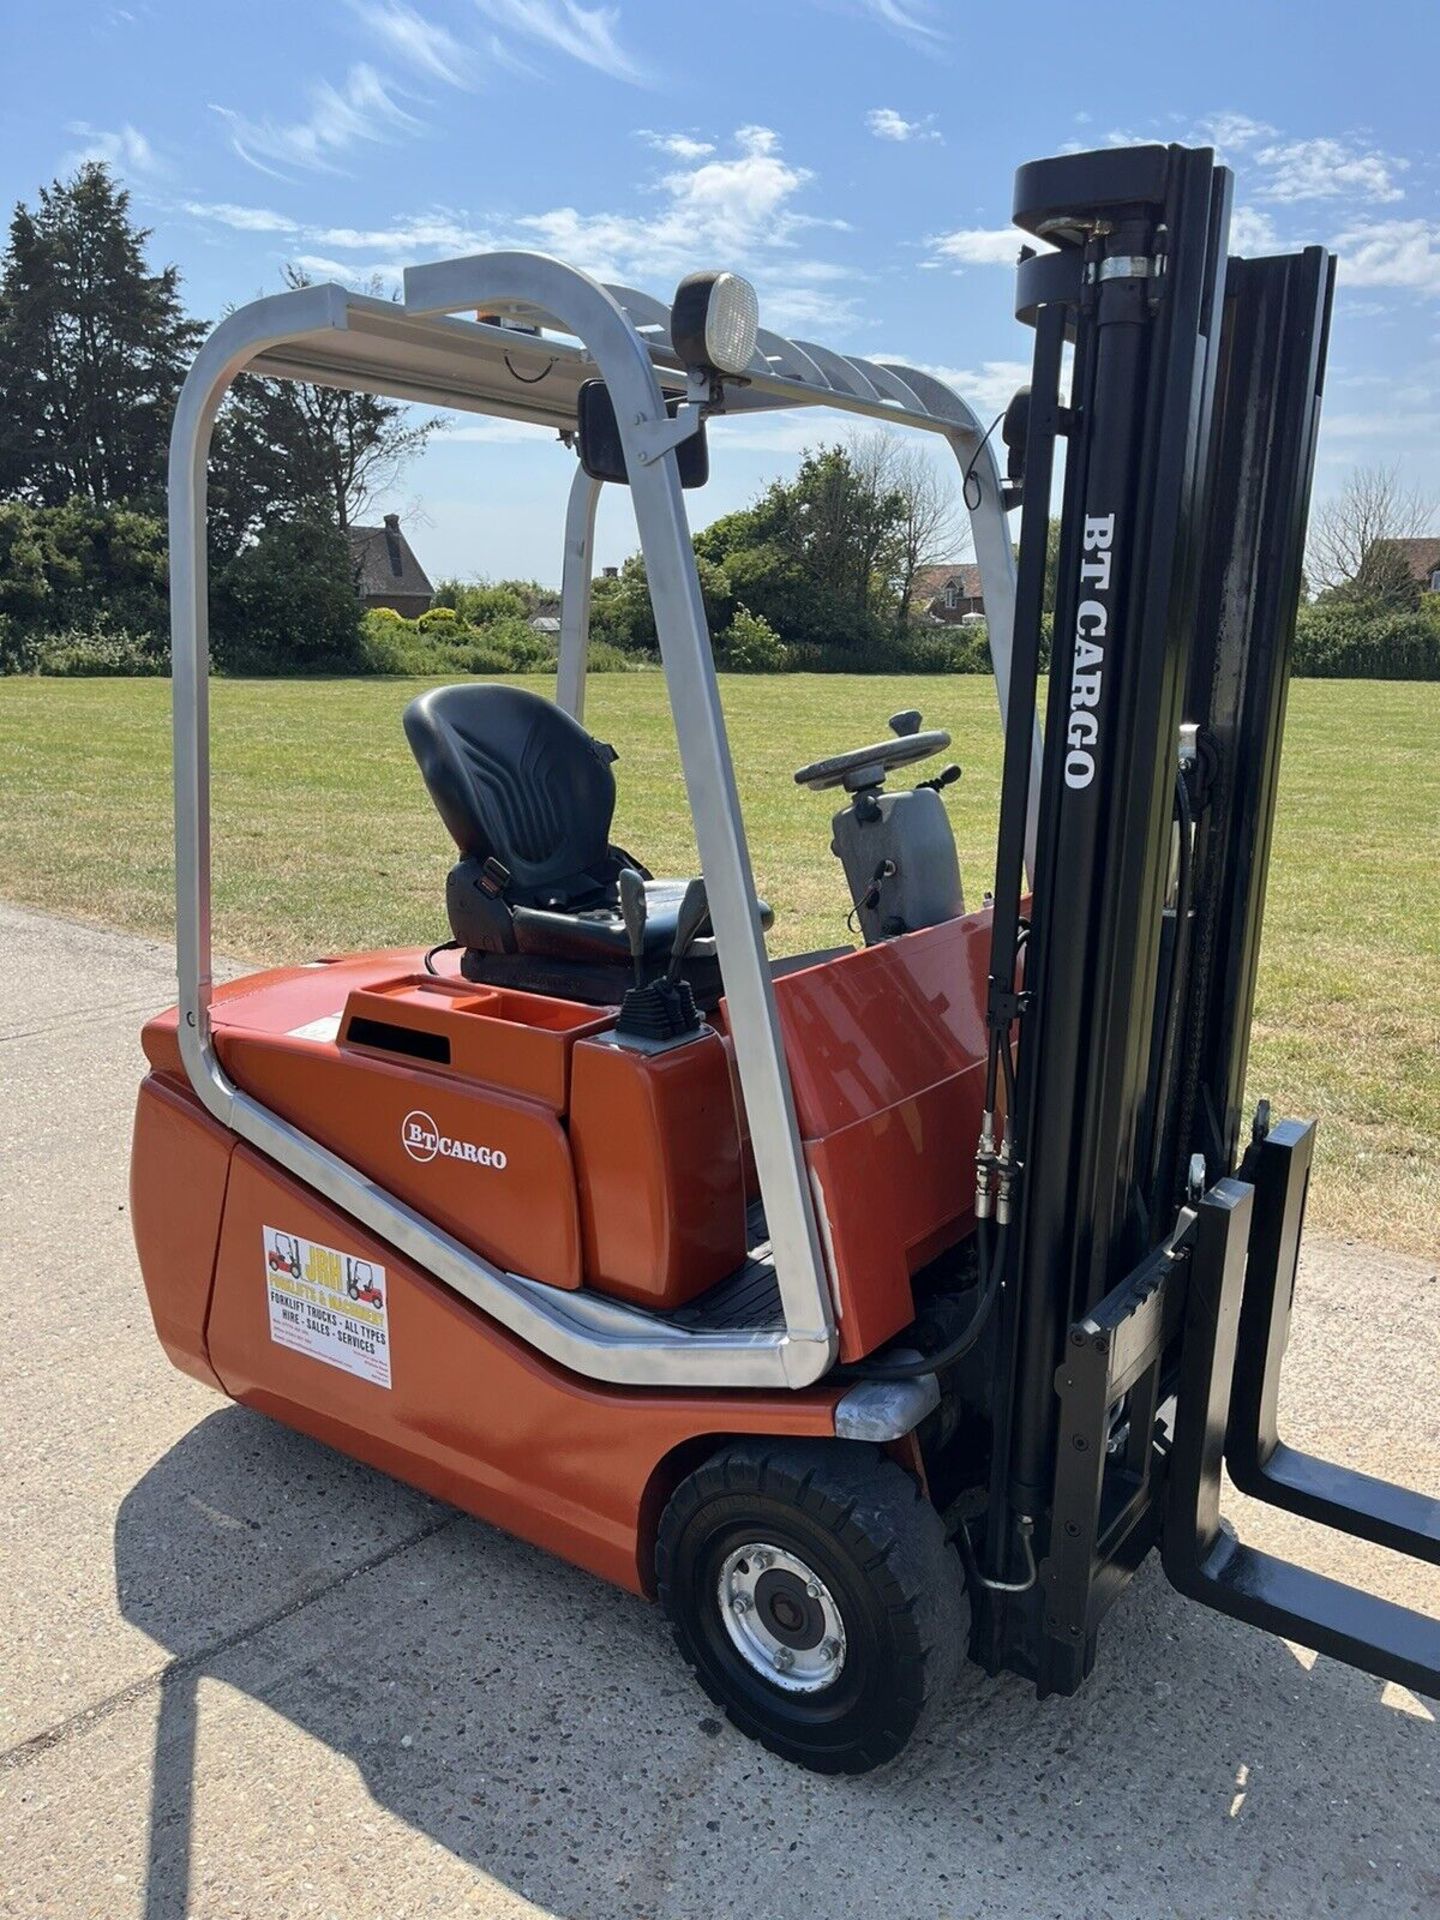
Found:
<box><xmin>0</xmin><ymin>897</ymin><xmax>1435</xmax><ymax>1920</ymax></box>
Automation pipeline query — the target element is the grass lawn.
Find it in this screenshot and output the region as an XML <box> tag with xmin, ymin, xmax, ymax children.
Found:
<box><xmin>1</xmin><ymin>671</ymin><xmax>1435</xmax><ymax>1254</ymax></box>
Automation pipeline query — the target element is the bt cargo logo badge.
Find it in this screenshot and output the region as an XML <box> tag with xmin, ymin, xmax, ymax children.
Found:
<box><xmin>401</xmin><ymin>1110</ymin><xmax>508</xmax><ymax>1170</ymax></box>
<box><xmin>1064</xmin><ymin>512</ymin><xmax>1116</xmax><ymax>791</ymax></box>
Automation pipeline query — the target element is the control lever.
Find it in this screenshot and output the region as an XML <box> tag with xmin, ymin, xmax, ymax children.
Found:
<box><xmin>666</xmin><ymin>878</ymin><xmax>710</xmax><ymax>984</ymax></box>
<box><xmin>615</xmin><ymin>874</ymin><xmax>706</xmax><ymax>1045</ymax></box>
<box><xmin>916</xmin><ymin>763</ymin><xmax>962</xmax><ymax>795</ymax></box>
<box><xmin>618</xmin><ymin>867</ymin><xmax>648</xmax><ymax>986</ymax></box>
<box><xmin>889</xmin><ymin>709</ymin><xmax>922</xmax><ymax>738</ymax></box>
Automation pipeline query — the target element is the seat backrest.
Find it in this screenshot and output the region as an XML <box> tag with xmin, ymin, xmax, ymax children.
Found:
<box><xmin>403</xmin><ymin>684</ymin><xmax>618</xmax><ymax>901</ymax></box>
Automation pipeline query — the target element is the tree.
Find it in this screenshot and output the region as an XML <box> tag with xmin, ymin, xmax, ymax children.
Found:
<box><xmin>211</xmin><ymin>267</ymin><xmax>437</xmax><ymax>555</ymax></box>
<box><xmin>1307</xmin><ymin>464</ymin><xmax>1434</xmax><ymax>607</ymax></box>
<box><xmin>0</xmin><ymin>164</ymin><xmax>204</xmax><ymax>507</ymax></box>
<box><xmin>847</xmin><ymin>432</ymin><xmax>965</xmax><ymax>640</ymax></box>
<box><xmin>696</xmin><ymin>443</ymin><xmax>913</xmax><ymax>662</ymax></box>
<box><xmin>211</xmin><ymin>517</ymin><xmax>362</xmax><ymax>674</ymax></box>
<box><xmin>0</xmin><ymin>497</ymin><xmax>167</xmax><ymax>635</ymax></box>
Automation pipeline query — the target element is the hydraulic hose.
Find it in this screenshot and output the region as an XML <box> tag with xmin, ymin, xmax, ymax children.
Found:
<box><xmin>1146</xmin><ymin>769</ymin><xmax>1195</xmax><ymax>1200</ymax></box>
<box><xmin>842</xmin><ymin>1220</ymin><xmax>1004</xmax><ymax>1380</ymax></box>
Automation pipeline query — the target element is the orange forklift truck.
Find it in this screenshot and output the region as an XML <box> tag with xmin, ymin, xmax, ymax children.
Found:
<box><xmin>133</xmin><ymin>142</ymin><xmax>1439</xmax><ymax>1773</ymax></box>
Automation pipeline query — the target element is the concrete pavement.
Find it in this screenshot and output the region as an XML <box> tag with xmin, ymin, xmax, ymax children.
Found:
<box><xmin>0</xmin><ymin>899</ymin><xmax>1435</xmax><ymax>1920</ymax></box>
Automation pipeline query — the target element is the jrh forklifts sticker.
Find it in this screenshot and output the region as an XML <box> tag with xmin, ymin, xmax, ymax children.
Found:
<box><xmin>263</xmin><ymin>1225</ymin><xmax>391</xmax><ymax>1390</ymax></box>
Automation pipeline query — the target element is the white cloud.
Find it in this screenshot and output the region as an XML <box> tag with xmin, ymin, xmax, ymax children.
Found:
<box><xmin>866</xmin><ymin>107</ymin><xmax>940</xmax><ymax>144</ymax></box>
<box><xmin>444</xmin><ymin>418</ymin><xmax>559</xmax><ymax>442</ymax></box>
<box><xmin>638</xmin><ymin>130</ymin><xmax>714</xmax><ymax>159</ymax></box>
<box><xmin>1196</xmin><ymin>111</ymin><xmax>1277</xmax><ymax>154</ymax></box>
<box><xmin>312</xmin><ymin>216</ymin><xmax>490</xmax><ymax>250</ymax></box>
<box><xmin>186</xmin><ymin>121</ymin><xmax>856</xmax><ymax>331</ymax></box>
<box><xmin>291</xmin><ymin>254</ymin><xmax>356</xmax><ymax>280</ymax></box>
<box><xmin>707</xmin><ymin>412</ymin><xmax>829</xmax><ymax>455</ymax></box>
<box><xmin>1322</xmin><ymin>408</ymin><xmax>1440</xmax><ymax>440</ymax></box>
<box><xmin>1255</xmin><ymin>136</ymin><xmax>1407</xmax><ymax>204</ymax></box>
<box><xmin>508</xmin><ymin>126</ymin><xmax>860</xmax><ymax>329</ymax></box>
<box><xmin>853</xmin><ymin>0</ymin><xmax>945</xmax><ymax>42</ymax></box>
<box><xmin>926</xmin><ymin>226</ymin><xmax>1025</xmax><ymax>268</ymax></box>
<box><xmin>356</xmin><ymin>1</ymin><xmax>481</xmax><ymax>85</ymax></box>
<box><xmin>1228</xmin><ymin>204</ymin><xmax>1280</xmax><ymax>255</ymax></box>
<box><xmin>182</xmin><ymin>199</ymin><xmax>491</xmax><ymax>259</ymax></box>
<box><xmin>515</xmin><ymin>126</ymin><xmax>814</xmax><ymax>278</ymax></box>
<box><xmin>294</xmin><ymin>253</ymin><xmax>424</xmax><ymax>288</ymax></box>
<box><xmin>205</xmin><ymin>6</ymin><xmax>654</xmax><ymax>183</ymax></box>
<box><xmin>470</xmin><ymin>0</ymin><xmax>646</xmax><ymax>82</ymax></box>
<box><xmin>213</xmin><ymin>64</ymin><xmax>417</xmax><ymax>176</ymax></box>
<box><xmin>63</xmin><ymin>121</ymin><xmax>160</xmax><ymax>176</ymax></box>
<box><xmin>183</xmin><ymin>200</ymin><xmax>299</xmax><ymax>232</ymax></box>
<box><xmin>1330</xmin><ymin>217</ymin><xmax>1440</xmax><ymax>295</ymax></box>
<box><xmin>883</xmin><ymin>358</ymin><xmax>1033</xmax><ymax>419</ymax></box>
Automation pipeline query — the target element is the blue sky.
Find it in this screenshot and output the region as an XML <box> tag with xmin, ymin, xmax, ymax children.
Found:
<box><xmin>3</xmin><ymin>0</ymin><xmax>1437</xmax><ymax>584</ymax></box>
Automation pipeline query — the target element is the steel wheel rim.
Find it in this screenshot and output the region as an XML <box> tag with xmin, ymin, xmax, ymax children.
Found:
<box><xmin>716</xmin><ymin>1541</ymin><xmax>847</xmax><ymax>1694</ymax></box>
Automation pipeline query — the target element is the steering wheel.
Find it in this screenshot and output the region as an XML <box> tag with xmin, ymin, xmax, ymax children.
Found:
<box><xmin>794</xmin><ymin>717</ymin><xmax>950</xmax><ymax>793</ymax></box>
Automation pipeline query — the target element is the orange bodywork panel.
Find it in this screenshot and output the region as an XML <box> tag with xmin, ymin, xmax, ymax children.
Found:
<box><xmin>223</xmin><ymin>1033</ymin><xmax>584</xmax><ymax>1288</ymax></box>
<box><xmin>767</xmin><ymin>910</ymin><xmax>993</xmax><ymax>1361</ymax></box>
<box><xmin>129</xmin><ymin>1074</ymin><xmax>233</xmax><ymax>1392</ymax></box>
<box><xmin>144</xmin><ymin>956</ymin><xmax>588</xmax><ymax>1290</ymax></box>
<box><xmin>569</xmin><ymin>1030</ymin><xmax>748</xmax><ymax>1309</ymax></box>
<box><xmin>181</xmin><ymin>1122</ymin><xmax>840</xmax><ymax>1592</ymax></box>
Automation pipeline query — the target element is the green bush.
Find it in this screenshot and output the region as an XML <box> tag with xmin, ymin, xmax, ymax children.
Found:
<box><xmin>482</xmin><ymin>615</ymin><xmax>556</xmax><ymax>671</ymax></box>
<box><xmin>433</xmin><ymin>577</ymin><xmax>544</xmax><ymax>625</ymax></box>
<box><xmin>0</xmin><ymin>498</ymin><xmax>168</xmax><ymax>639</ymax></box>
<box><xmin>211</xmin><ymin>517</ymin><xmax>363</xmax><ymax>674</ymax></box>
<box><xmin>368</xmin><ymin>604</ymin><xmax>403</xmax><ymax>623</ymax></box>
<box><xmin>356</xmin><ymin>617</ymin><xmax>427</xmax><ymax>674</ymax></box>
<box><xmin>889</xmin><ymin>626</ymin><xmax>992</xmax><ymax>674</ymax></box>
<box><xmin>417</xmin><ymin>605</ymin><xmax>463</xmax><ymax>631</ymax></box>
<box><xmin>718</xmin><ymin>605</ymin><xmax>788</xmax><ymax>673</ymax></box>
<box><xmin>1292</xmin><ymin>599</ymin><xmax>1440</xmax><ymax>679</ymax></box>
<box><xmin>0</xmin><ymin>616</ymin><xmax>168</xmax><ymax>676</ymax></box>
<box><xmin>460</xmin><ymin>641</ymin><xmax>516</xmax><ymax>674</ymax></box>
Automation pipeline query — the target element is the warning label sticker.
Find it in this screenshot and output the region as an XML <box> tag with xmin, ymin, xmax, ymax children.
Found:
<box><xmin>263</xmin><ymin>1226</ymin><xmax>391</xmax><ymax>1390</ymax></box>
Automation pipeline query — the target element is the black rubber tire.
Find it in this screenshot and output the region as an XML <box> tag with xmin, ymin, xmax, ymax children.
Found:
<box><xmin>655</xmin><ymin>1439</ymin><xmax>966</xmax><ymax>1774</ymax></box>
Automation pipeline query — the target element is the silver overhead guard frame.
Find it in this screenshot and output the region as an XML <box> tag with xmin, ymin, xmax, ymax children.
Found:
<box><xmin>169</xmin><ymin>251</ymin><xmax>1040</xmax><ymax>1394</ymax></box>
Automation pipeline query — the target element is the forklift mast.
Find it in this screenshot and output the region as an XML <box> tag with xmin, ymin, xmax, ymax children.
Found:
<box><xmin>974</xmin><ymin>144</ymin><xmax>1438</xmax><ymax>1697</ymax></box>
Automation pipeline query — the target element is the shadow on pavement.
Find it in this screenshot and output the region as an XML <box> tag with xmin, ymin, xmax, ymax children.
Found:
<box><xmin>118</xmin><ymin>1405</ymin><xmax>1437</xmax><ymax>1920</ymax></box>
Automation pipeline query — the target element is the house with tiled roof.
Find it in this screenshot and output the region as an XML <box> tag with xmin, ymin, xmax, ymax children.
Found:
<box><xmin>1371</xmin><ymin>537</ymin><xmax>1440</xmax><ymax>594</ymax></box>
<box><xmin>911</xmin><ymin>562</ymin><xmax>986</xmax><ymax>623</ymax></box>
<box><xmin>346</xmin><ymin>513</ymin><xmax>434</xmax><ymax>618</ymax></box>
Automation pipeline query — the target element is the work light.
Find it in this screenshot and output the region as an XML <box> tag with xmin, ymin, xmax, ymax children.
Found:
<box><xmin>670</xmin><ymin>271</ymin><xmax>759</xmax><ymax>377</ymax></box>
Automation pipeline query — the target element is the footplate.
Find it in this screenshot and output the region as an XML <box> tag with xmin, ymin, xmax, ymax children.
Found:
<box><xmin>1162</xmin><ymin>1161</ymin><xmax>1440</xmax><ymax>1698</ymax></box>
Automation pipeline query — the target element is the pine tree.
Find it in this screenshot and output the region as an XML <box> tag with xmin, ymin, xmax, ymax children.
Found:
<box><xmin>0</xmin><ymin>164</ymin><xmax>204</xmax><ymax>506</ymax></box>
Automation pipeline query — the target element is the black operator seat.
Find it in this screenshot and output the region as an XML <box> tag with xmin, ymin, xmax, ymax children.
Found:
<box><xmin>403</xmin><ymin>683</ymin><xmax>771</xmax><ymax>1007</ymax></box>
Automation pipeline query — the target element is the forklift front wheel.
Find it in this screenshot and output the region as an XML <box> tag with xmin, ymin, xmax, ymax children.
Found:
<box><xmin>655</xmin><ymin>1439</ymin><xmax>966</xmax><ymax>1774</ymax></box>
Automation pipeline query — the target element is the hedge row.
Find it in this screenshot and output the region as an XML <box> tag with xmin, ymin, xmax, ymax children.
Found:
<box><xmin>1290</xmin><ymin>601</ymin><xmax>1440</xmax><ymax>679</ymax></box>
<box><xmin>6</xmin><ymin>598</ymin><xmax>1439</xmax><ymax>681</ymax></box>
<box><xmin>356</xmin><ymin>608</ymin><xmax>634</xmax><ymax>676</ymax></box>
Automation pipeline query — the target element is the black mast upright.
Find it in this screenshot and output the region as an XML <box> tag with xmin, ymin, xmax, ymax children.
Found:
<box><xmin>974</xmin><ymin>146</ymin><xmax>1232</xmax><ymax>1684</ymax></box>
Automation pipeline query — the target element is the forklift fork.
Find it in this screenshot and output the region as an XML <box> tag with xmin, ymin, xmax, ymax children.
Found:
<box><xmin>1163</xmin><ymin>1162</ymin><xmax>1440</xmax><ymax>1699</ymax></box>
<box><xmin>1226</xmin><ymin>1119</ymin><xmax>1440</xmax><ymax>1566</ymax></box>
